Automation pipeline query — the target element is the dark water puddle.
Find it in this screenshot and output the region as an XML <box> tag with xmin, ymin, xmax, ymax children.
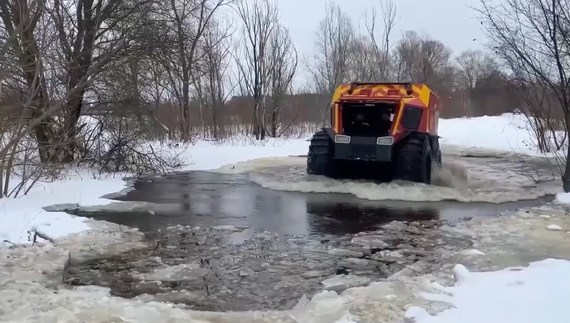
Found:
<box><xmin>81</xmin><ymin>171</ymin><xmax>554</xmax><ymax>236</ymax></box>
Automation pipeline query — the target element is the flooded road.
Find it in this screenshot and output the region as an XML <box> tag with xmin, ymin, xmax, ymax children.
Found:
<box><xmin>88</xmin><ymin>170</ymin><xmax>554</xmax><ymax>236</ymax></box>
<box><xmin>65</xmin><ymin>152</ymin><xmax>559</xmax><ymax>312</ymax></box>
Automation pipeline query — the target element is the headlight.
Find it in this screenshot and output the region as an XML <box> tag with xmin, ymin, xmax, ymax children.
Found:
<box><xmin>334</xmin><ymin>135</ymin><xmax>351</xmax><ymax>144</ymax></box>
<box><xmin>376</xmin><ymin>136</ymin><xmax>394</xmax><ymax>145</ymax></box>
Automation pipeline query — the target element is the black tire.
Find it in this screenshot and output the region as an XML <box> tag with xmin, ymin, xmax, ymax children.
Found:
<box><xmin>307</xmin><ymin>130</ymin><xmax>338</xmax><ymax>177</ymax></box>
<box><xmin>394</xmin><ymin>134</ymin><xmax>432</xmax><ymax>184</ymax></box>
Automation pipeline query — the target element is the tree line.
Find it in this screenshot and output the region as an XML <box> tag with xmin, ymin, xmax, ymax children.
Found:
<box><xmin>1</xmin><ymin>0</ymin><xmax>570</xmax><ymax>192</ymax></box>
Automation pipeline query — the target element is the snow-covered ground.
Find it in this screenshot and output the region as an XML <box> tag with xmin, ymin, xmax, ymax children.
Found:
<box><xmin>405</xmin><ymin>258</ymin><xmax>570</xmax><ymax>323</ymax></box>
<box><xmin>1</xmin><ymin>113</ymin><xmax>570</xmax><ymax>323</ymax></box>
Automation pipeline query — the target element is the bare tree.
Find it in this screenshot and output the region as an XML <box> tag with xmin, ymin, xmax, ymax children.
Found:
<box><xmin>362</xmin><ymin>0</ymin><xmax>398</xmax><ymax>81</ymax></box>
<box><xmin>477</xmin><ymin>0</ymin><xmax>570</xmax><ymax>191</ymax></box>
<box><xmin>195</xmin><ymin>19</ymin><xmax>234</xmax><ymax>139</ymax></box>
<box><xmin>393</xmin><ymin>30</ymin><xmax>455</xmax><ymax>100</ymax></box>
<box><xmin>306</xmin><ymin>1</ymin><xmax>355</xmax><ymax>125</ymax></box>
<box><xmin>157</xmin><ymin>0</ymin><xmax>234</xmax><ymax>141</ymax></box>
<box><xmin>233</xmin><ymin>0</ymin><xmax>280</xmax><ymax>140</ymax></box>
<box><xmin>266</xmin><ymin>25</ymin><xmax>298</xmax><ymax>137</ymax></box>
<box><xmin>456</xmin><ymin>49</ymin><xmax>498</xmax><ymax>89</ymax></box>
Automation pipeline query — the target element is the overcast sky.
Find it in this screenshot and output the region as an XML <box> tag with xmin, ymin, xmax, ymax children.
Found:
<box><xmin>234</xmin><ymin>0</ymin><xmax>490</xmax><ymax>88</ymax></box>
<box><xmin>277</xmin><ymin>0</ymin><xmax>487</xmax><ymax>56</ymax></box>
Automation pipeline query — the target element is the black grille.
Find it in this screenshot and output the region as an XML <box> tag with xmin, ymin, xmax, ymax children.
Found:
<box><xmin>401</xmin><ymin>106</ymin><xmax>423</xmax><ymax>129</ymax></box>
<box><xmin>350</xmin><ymin>144</ymin><xmax>376</xmax><ymax>159</ymax></box>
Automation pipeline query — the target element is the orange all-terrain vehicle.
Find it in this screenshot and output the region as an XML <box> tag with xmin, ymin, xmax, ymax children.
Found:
<box><xmin>306</xmin><ymin>82</ymin><xmax>442</xmax><ymax>184</ymax></box>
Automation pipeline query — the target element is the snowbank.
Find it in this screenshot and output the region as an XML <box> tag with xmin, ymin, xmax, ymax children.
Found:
<box><xmin>406</xmin><ymin>258</ymin><xmax>570</xmax><ymax>323</ymax></box>
<box><xmin>0</xmin><ymin>171</ymin><xmax>128</xmax><ymax>246</ymax></box>
<box><xmin>179</xmin><ymin>137</ymin><xmax>310</xmax><ymax>171</ymax></box>
<box><xmin>439</xmin><ymin>113</ymin><xmax>561</xmax><ymax>156</ymax></box>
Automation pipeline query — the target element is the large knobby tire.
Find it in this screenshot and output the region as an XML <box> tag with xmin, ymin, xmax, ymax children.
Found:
<box><xmin>307</xmin><ymin>130</ymin><xmax>338</xmax><ymax>178</ymax></box>
<box><xmin>394</xmin><ymin>135</ymin><xmax>432</xmax><ymax>184</ymax></box>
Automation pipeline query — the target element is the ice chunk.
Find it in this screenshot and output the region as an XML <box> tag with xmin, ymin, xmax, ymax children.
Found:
<box><xmin>213</xmin><ymin>225</ymin><xmax>241</xmax><ymax>231</ymax></box>
<box><xmin>350</xmin><ymin>235</ymin><xmax>390</xmax><ymax>248</ymax></box>
<box><xmin>289</xmin><ymin>290</ymin><xmax>356</xmax><ymax>323</ymax></box>
<box><xmin>547</xmin><ymin>224</ymin><xmax>562</xmax><ymax>231</ymax></box>
<box><xmin>140</xmin><ymin>264</ymin><xmax>210</xmax><ymax>282</ymax></box>
<box><xmin>461</xmin><ymin>249</ymin><xmax>485</xmax><ymax>256</ymax></box>
<box><xmin>321</xmin><ymin>275</ymin><xmax>371</xmax><ymax>292</ymax></box>
<box><xmin>327</xmin><ymin>248</ymin><xmax>364</xmax><ymax>258</ymax></box>
<box><xmin>452</xmin><ymin>264</ymin><xmax>470</xmax><ymax>285</ymax></box>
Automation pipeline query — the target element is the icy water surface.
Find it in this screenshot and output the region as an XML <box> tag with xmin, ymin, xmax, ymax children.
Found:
<box><xmin>65</xmin><ymin>150</ymin><xmax>559</xmax><ymax>312</ymax></box>
<box><xmin>65</xmin><ymin>220</ymin><xmax>475</xmax><ymax>311</ymax></box>
<box><xmin>66</xmin><ymin>153</ymin><xmax>551</xmax><ymax>311</ymax></box>
<box><xmin>87</xmin><ymin>171</ymin><xmax>554</xmax><ymax>235</ymax></box>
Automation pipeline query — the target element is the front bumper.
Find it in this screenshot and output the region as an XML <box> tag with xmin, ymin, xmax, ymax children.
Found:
<box><xmin>333</xmin><ymin>136</ymin><xmax>392</xmax><ymax>162</ymax></box>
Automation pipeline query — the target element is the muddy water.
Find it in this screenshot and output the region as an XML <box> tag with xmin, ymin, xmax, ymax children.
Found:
<box><xmin>65</xmin><ymin>220</ymin><xmax>475</xmax><ymax>311</ymax></box>
<box><xmin>88</xmin><ymin>170</ymin><xmax>554</xmax><ymax>235</ymax></box>
<box><xmin>66</xmin><ymin>152</ymin><xmax>557</xmax><ymax>312</ymax></box>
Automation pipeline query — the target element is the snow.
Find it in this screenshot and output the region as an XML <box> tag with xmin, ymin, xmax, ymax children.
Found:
<box><xmin>0</xmin><ymin>113</ymin><xmax>569</xmax><ymax>322</ymax></box>
<box><xmin>0</xmin><ymin>138</ymin><xmax>309</xmax><ymax>247</ymax></box>
<box><xmin>438</xmin><ymin>113</ymin><xmax>559</xmax><ymax>156</ymax></box>
<box><xmin>0</xmin><ymin>171</ymin><xmax>128</xmax><ymax>246</ymax></box>
<box><xmin>555</xmin><ymin>192</ymin><xmax>570</xmax><ymax>204</ymax></box>
<box><xmin>547</xmin><ymin>224</ymin><xmax>562</xmax><ymax>231</ymax></box>
<box><xmin>406</xmin><ymin>258</ymin><xmax>570</xmax><ymax>323</ymax></box>
<box><xmin>180</xmin><ymin>137</ymin><xmax>310</xmax><ymax>171</ymax></box>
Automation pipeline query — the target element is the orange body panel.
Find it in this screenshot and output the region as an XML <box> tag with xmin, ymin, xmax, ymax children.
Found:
<box><xmin>330</xmin><ymin>83</ymin><xmax>439</xmax><ymax>139</ymax></box>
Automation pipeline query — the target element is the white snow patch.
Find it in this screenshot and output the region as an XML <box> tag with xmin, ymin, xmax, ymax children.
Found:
<box><xmin>0</xmin><ymin>171</ymin><xmax>129</xmax><ymax>246</ymax></box>
<box><xmin>555</xmin><ymin>192</ymin><xmax>570</xmax><ymax>204</ymax></box>
<box><xmin>180</xmin><ymin>138</ymin><xmax>310</xmax><ymax>171</ymax></box>
<box><xmin>547</xmin><ymin>224</ymin><xmax>562</xmax><ymax>231</ymax></box>
<box><xmin>439</xmin><ymin>113</ymin><xmax>561</xmax><ymax>156</ymax></box>
<box><xmin>408</xmin><ymin>258</ymin><xmax>570</xmax><ymax>323</ymax></box>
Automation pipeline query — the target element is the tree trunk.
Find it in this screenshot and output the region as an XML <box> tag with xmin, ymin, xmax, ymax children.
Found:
<box><xmin>60</xmin><ymin>91</ymin><xmax>85</xmax><ymax>162</ymax></box>
<box><xmin>563</xmin><ymin>113</ymin><xmax>570</xmax><ymax>192</ymax></box>
<box><xmin>563</xmin><ymin>150</ymin><xmax>570</xmax><ymax>192</ymax></box>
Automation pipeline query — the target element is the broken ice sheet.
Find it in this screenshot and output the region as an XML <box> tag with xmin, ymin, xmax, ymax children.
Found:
<box><xmin>288</xmin><ymin>291</ymin><xmax>357</xmax><ymax>323</ymax></box>
<box><xmin>321</xmin><ymin>274</ymin><xmax>371</xmax><ymax>292</ymax></box>
<box><xmin>137</xmin><ymin>263</ymin><xmax>210</xmax><ymax>282</ymax></box>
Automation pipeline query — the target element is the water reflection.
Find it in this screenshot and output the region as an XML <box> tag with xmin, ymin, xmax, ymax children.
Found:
<box><xmin>77</xmin><ymin>171</ymin><xmax>552</xmax><ymax>236</ymax></box>
<box><xmin>306</xmin><ymin>202</ymin><xmax>438</xmax><ymax>235</ymax></box>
